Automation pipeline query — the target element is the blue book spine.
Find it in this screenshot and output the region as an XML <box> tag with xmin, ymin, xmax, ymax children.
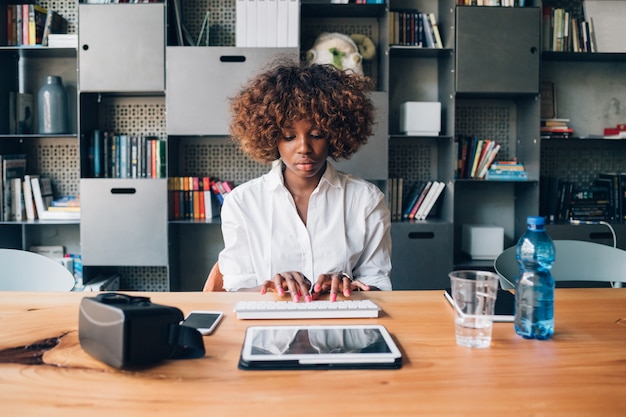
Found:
<box><xmin>93</xmin><ymin>130</ymin><xmax>101</xmax><ymax>178</ymax></box>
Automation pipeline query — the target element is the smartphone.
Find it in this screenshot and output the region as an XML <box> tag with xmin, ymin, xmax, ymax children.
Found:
<box><xmin>182</xmin><ymin>311</ymin><xmax>224</xmax><ymax>335</ymax></box>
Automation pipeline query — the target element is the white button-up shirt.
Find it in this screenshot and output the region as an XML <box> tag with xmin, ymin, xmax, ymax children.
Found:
<box><xmin>218</xmin><ymin>162</ymin><xmax>392</xmax><ymax>291</ymax></box>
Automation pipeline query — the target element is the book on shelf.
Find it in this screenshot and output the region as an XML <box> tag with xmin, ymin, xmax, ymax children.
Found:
<box><xmin>169</xmin><ymin>176</ymin><xmax>229</xmax><ymax>220</ymax></box>
<box><xmin>389</xmin><ymin>9</ymin><xmax>442</xmax><ymax>48</ymax></box>
<box><xmin>541</xmin><ymin>118</ymin><xmax>573</xmax><ymax>139</ymax></box>
<box><xmin>50</xmin><ymin>195</ymin><xmax>80</xmax><ymax>208</ymax></box>
<box><xmin>427</xmin><ymin>12</ymin><xmax>443</xmax><ymax>49</ymax></box>
<box><xmin>1</xmin><ymin>154</ymin><xmax>27</xmax><ymax>222</ymax></box>
<box><xmin>401</xmin><ymin>180</ymin><xmax>427</xmax><ymax>220</ymax></box>
<box><xmin>597</xmin><ymin>172</ymin><xmax>626</xmax><ymax>223</ymax></box>
<box><xmin>414</xmin><ymin>181</ymin><xmax>445</xmax><ymax>221</ymax></box>
<box><xmin>543</xmin><ymin>6</ymin><xmax>598</xmax><ymax>53</ymax></box>
<box><xmin>88</xmin><ymin>131</ymin><xmax>166</xmax><ymax>179</ymax></box>
<box><xmin>30</xmin><ymin>176</ymin><xmax>77</xmax><ymax>220</ymax></box>
<box><xmin>10</xmin><ymin>177</ymin><xmax>24</xmax><ymax>221</ymax></box>
<box><xmin>486</xmin><ymin>161</ymin><xmax>528</xmax><ymax>181</ymax></box>
<box><xmin>22</xmin><ymin>174</ymin><xmax>38</xmax><ymax>220</ymax></box>
<box><xmin>47</xmin><ymin>34</ymin><xmax>77</xmax><ymax>48</ymax></box>
<box><xmin>408</xmin><ymin>181</ymin><xmax>433</xmax><ymax>220</ymax></box>
<box><xmin>386</xmin><ymin>177</ymin><xmax>404</xmax><ymax>222</ymax></box>
<box><xmin>457</xmin><ymin>136</ymin><xmax>501</xmax><ymax>179</ymax></box>
<box><xmin>41</xmin><ymin>9</ymin><xmax>68</xmax><ymax>46</ymax></box>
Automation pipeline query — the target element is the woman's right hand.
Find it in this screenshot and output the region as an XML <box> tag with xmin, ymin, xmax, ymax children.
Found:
<box><xmin>260</xmin><ymin>271</ymin><xmax>312</xmax><ymax>302</ymax></box>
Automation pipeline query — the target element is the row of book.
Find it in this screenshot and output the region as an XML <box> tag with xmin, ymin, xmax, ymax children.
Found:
<box><xmin>543</xmin><ymin>6</ymin><xmax>597</xmax><ymax>53</ymax></box>
<box><xmin>235</xmin><ymin>0</ymin><xmax>299</xmax><ymax>48</ymax></box>
<box><xmin>389</xmin><ymin>9</ymin><xmax>443</xmax><ymax>48</ymax></box>
<box><xmin>457</xmin><ymin>136</ymin><xmax>501</xmax><ymax>180</ymax></box>
<box><xmin>1</xmin><ymin>154</ymin><xmax>77</xmax><ymax>221</ymax></box>
<box><xmin>388</xmin><ymin>178</ymin><xmax>446</xmax><ymax>222</ymax></box>
<box><xmin>87</xmin><ymin>131</ymin><xmax>166</xmax><ymax>179</ymax></box>
<box><xmin>5</xmin><ymin>4</ymin><xmax>67</xmax><ymax>46</ymax></box>
<box><xmin>543</xmin><ymin>173</ymin><xmax>626</xmax><ymax>224</ymax></box>
<box><xmin>168</xmin><ymin>177</ymin><xmax>234</xmax><ymax>221</ymax></box>
<box><xmin>456</xmin><ymin>0</ymin><xmax>522</xmax><ymax>5</ymax></box>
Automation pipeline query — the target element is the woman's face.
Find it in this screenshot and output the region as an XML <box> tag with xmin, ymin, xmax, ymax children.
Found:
<box><xmin>278</xmin><ymin>119</ymin><xmax>329</xmax><ymax>181</ymax></box>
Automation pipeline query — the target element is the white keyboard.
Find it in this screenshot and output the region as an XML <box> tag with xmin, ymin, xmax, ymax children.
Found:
<box><xmin>233</xmin><ymin>299</ymin><xmax>381</xmax><ymax>319</ymax></box>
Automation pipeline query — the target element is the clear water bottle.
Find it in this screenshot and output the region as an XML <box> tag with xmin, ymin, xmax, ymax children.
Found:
<box><xmin>514</xmin><ymin>216</ymin><xmax>556</xmax><ymax>340</ymax></box>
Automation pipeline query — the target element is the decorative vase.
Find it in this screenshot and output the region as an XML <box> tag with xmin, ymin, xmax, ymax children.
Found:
<box><xmin>37</xmin><ymin>75</ymin><xmax>69</xmax><ymax>134</ymax></box>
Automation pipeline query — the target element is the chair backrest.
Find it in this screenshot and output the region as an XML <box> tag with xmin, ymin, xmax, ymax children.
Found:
<box><xmin>203</xmin><ymin>261</ymin><xmax>225</xmax><ymax>292</ymax></box>
<box><xmin>494</xmin><ymin>240</ymin><xmax>626</xmax><ymax>290</ymax></box>
<box><xmin>0</xmin><ymin>249</ymin><xmax>76</xmax><ymax>291</ymax></box>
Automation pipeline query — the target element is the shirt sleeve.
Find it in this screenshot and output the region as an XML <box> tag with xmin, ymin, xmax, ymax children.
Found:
<box><xmin>352</xmin><ymin>189</ymin><xmax>393</xmax><ymax>291</ymax></box>
<box><xmin>218</xmin><ymin>193</ymin><xmax>260</xmax><ymax>291</ymax></box>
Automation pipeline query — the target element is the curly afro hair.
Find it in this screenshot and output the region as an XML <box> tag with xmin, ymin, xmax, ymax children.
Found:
<box><xmin>229</xmin><ymin>58</ymin><xmax>375</xmax><ymax>164</ymax></box>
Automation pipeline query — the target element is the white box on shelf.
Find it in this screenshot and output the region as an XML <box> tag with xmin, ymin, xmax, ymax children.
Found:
<box><xmin>399</xmin><ymin>101</ymin><xmax>441</xmax><ymax>136</ymax></box>
<box><xmin>462</xmin><ymin>224</ymin><xmax>504</xmax><ymax>260</ymax></box>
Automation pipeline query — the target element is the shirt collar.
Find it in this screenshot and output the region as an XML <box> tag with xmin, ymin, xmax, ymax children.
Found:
<box><xmin>265</xmin><ymin>159</ymin><xmax>342</xmax><ymax>191</ymax></box>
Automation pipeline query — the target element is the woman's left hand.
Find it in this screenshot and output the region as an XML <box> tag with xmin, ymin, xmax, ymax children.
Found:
<box><xmin>311</xmin><ymin>273</ymin><xmax>371</xmax><ymax>302</ymax></box>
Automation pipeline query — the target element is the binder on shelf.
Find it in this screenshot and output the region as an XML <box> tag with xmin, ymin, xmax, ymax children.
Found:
<box><xmin>236</xmin><ymin>0</ymin><xmax>247</xmax><ymax>46</ymax></box>
<box><xmin>287</xmin><ymin>0</ymin><xmax>299</xmax><ymax>47</ymax></box>
<box><xmin>245</xmin><ymin>0</ymin><xmax>258</xmax><ymax>47</ymax></box>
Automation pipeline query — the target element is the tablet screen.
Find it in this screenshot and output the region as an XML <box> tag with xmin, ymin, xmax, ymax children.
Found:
<box><xmin>239</xmin><ymin>324</ymin><xmax>402</xmax><ymax>370</ymax></box>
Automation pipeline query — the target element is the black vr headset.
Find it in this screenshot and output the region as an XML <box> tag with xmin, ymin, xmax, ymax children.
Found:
<box><xmin>78</xmin><ymin>292</ymin><xmax>205</xmax><ymax>369</ymax></box>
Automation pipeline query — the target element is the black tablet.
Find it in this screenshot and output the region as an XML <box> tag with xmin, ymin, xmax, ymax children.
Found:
<box><xmin>238</xmin><ymin>324</ymin><xmax>402</xmax><ymax>370</ymax></box>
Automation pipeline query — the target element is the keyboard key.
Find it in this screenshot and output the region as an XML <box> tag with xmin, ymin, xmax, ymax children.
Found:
<box><xmin>233</xmin><ymin>299</ymin><xmax>381</xmax><ymax>319</ymax></box>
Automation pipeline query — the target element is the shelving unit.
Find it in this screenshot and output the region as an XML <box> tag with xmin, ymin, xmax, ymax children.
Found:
<box><xmin>2</xmin><ymin>0</ymin><xmax>626</xmax><ymax>291</ymax></box>
<box><xmin>0</xmin><ymin>0</ymin><xmax>80</xmax><ymax>270</ymax></box>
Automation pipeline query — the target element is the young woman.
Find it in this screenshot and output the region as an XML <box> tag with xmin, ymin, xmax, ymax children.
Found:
<box><xmin>217</xmin><ymin>60</ymin><xmax>392</xmax><ymax>301</ymax></box>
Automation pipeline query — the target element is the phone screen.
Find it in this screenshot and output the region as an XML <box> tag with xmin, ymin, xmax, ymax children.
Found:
<box><xmin>183</xmin><ymin>311</ymin><xmax>223</xmax><ymax>335</ymax></box>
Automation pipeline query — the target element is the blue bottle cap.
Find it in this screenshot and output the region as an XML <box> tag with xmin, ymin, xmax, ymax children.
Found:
<box><xmin>526</xmin><ymin>216</ymin><xmax>545</xmax><ymax>226</ymax></box>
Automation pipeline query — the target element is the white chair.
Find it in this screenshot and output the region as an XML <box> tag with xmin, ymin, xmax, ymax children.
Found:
<box><xmin>0</xmin><ymin>248</ymin><xmax>75</xmax><ymax>291</ymax></box>
<box><xmin>494</xmin><ymin>240</ymin><xmax>626</xmax><ymax>290</ymax></box>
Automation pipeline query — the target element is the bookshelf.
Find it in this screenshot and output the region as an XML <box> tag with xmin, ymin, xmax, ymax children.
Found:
<box><xmin>2</xmin><ymin>0</ymin><xmax>626</xmax><ymax>291</ymax></box>
<box><xmin>0</xmin><ymin>0</ymin><xmax>80</xmax><ymax>272</ymax></box>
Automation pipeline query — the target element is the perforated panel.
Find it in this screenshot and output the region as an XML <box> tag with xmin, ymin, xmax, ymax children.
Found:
<box><xmin>177</xmin><ymin>138</ymin><xmax>270</xmax><ymax>184</ymax></box>
<box><xmin>389</xmin><ymin>142</ymin><xmax>435</xmax><ymax>197</ymax></box>
<box><xmin>182</xmin><ymin>0</ymin><xmax>236</xmax><ymax>46</ymax></box>
<box><xmin>117</xmin><ymin>266</ymin><xmax>170</xmax><ymax>292</ymax></box>
<box><xmin>544</xmin><ymin>0</ymin><xmax>584</xmax><ymax>19</ymax></box>
<box><xmin>40</xmin><ymin>0</ymin><xmax>78</xmax><ymax>34</ymax></box>
<box><xmin>100</xmin><ymin>97</ymin><xmax>167</xmax><ymax>139</ymax></box>
<box><xmin>455</xmin><ymin>100</ymin><xmax>516</xmax><ymax>162</ymax></box>
<box><xmin>26</xmin><ymin>138</ymin><xmax>79</xmax><ymax>197</ymax></box>
<box><xmin>541</xmin><ymin>140</ymin><xmax>626</xmax><ymax>190</ymax></box>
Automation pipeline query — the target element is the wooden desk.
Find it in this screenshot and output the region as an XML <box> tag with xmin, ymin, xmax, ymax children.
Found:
<box><xmin>1</xmin><ymin>289</ymin><xmax>625</xmax><ymax>417</ymax></box>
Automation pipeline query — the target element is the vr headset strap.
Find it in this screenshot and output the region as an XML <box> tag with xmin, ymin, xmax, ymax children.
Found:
<box><xmin>169</xmin><ymin>324</ymin><xmax>206</xmax><ymax>360</ymax></box>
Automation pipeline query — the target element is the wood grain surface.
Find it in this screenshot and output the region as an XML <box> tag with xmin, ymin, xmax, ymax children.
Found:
<box><xmin>1</xmin><ymin>289</ymin><xmax>625</xmax><ymax>417</ymax></box>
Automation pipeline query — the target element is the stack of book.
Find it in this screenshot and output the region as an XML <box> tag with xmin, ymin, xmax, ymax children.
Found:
<box><xmin>569</xmin><ymin>186</ymin><xmax>610</xmax><ymax>222</ymax></box>
<box><xmin>486</xmin><ymin>161</ymin><xmax>528</xmax><ymax>181</ymax></box>
<box><xmin>541</xmin><ymin>118</ymin><xmax>573</xmax><ymax>139</ymax></box>
<box><xmin>457</xmin><ymin>137</ymin><xmax>501</xmax><ymax>179</ymax></box>
<box><xmin>401</xmin><ymin>180</ymin><xmax>446</xmax><ymax>221</ymax></box>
